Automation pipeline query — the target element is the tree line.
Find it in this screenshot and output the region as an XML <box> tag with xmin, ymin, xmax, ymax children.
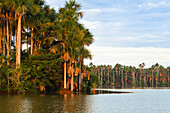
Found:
<box><xmin>0</xmin><ymin>0</ymin><xmax>93</xmax><ymax>94</ymax></box>
<box><xmin>89</xmin><ymin>63</ymin><xmax>170</xmax><ymax>89</ymax></box>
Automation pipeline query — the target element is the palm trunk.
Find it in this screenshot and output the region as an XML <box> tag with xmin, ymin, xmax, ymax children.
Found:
<box><xmin>168</xmin><ymin>71</ymin><xmax>169</xmax><ymax>87</ymax></box>
<box><xmin>71</xmin><ymin>66</ymin><xmax>74</xmax><ymax>91</ymax></box>
<box><xmin>3</xmin><ymin>24</ymin><xmax>5</xmax><ymax>63</ymax></box>
<box><xmin>156</xmin><ymin>70</ymin><xmax>159</xmax><ymax>88</ymax></box>
<box><xmin>10</xmin><ymin>29</ymin><xmax>12</xmax><ymax>51</ymax></box>
<box><xmin>6</xmin><ymin>12</ymin><xmax>10</xmax><ymax>65</ymax></box>
<box><xmin>152</xmin><ymin>71</ymin><xmax>154</xmax><ymax>87</ymax></box>
<box><xmin>101</xmin><ymin>68</ymin><xmax>103</xmax><ymax>87</ymax></box>
<box><xmin>113</xmin><ymin>71</ymin><xmax>115</xmax><ymax>88</ymax></box>
<box><xmin>0</xmin><ymin>26</ymin><xmax>2</xmax><ymax>54</ymax></box>
<box><xmin>108</xmin><ymin>68</ymin><xmax>109</xmax><ymax>88</ymax></box>
<box><xmin>125</xmin><ymin>73</ymin><xmax>128</xmax><ymax>88</ymax></box>
<box><xmin>64</xmin><ymin>62</ymin><xmax>67</xmax><ymax>89</ymax></box>
<box><xmin>121</xmin><ymin>71</ymin><xmax>124</xmax><ymax>89</ymax></box>
<box><xmin>16</xmin><ymin>14</ymin><xmax>21</xmax><ymax>66</ymax></box>
<box><xmin>16</xmin><ymin>14</ymin><xmax>22</xmax><ymax>81</ymax></box>
<box><xmin>132</xmin><ymin>72</ymin><xmax>135</xmax><ymax>89</ymax></box>
<box><xmin>15</xmin><ymin>13</ymin><xmax>17</xmax><ymax>63</ymax></box>
<box><xmin>31</xmin><ymin>27</ymin><xmax>33</xmax><ymax>55</ymax></box>
<box><xmin>27</xmin><ymin>28</ymin><xmax>29</xmax><ymax>53</ymax></box>
<box><xmin>140</xmin><ymin>71</ymin><xmax>142</xmax><ymax>88</ymax></box>
<box><xmin>79</xmin><ymin>61</ymin><xmax>82</xmax><ymax>91</ymax></box>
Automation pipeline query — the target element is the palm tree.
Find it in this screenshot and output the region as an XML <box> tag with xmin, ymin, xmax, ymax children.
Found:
<box><xmin>132</xmin><ymin>66</ymin><xmax>136</xmax><ymax>88</ymax></box>
<box><xmin>155</xmin><ymin>63</ymin><xmax>159</xmax><ymax>88</ymax></box>
<box><xmin>112</xmin><ymin>69</ymin><xmax>115</xmax><ymax>88</ymax></box>
<box><xmin>107</xmin><ymin>65</ymin><xmax>111</xmax><ymax>88</ymax></box>
<box><xmin>139</xmin><ymin>63</ymin><xmax>145</xmax><ymax>88</ymax></box>
<box><xmin>56</xmin><ymin>0</ymin><xmax>86</xmax><ymax>91</ymax></box>
<box><xmin>14</xmin><ymin>0</ymin><xmax>40</xmax><ymax>81</ymax></box>
<box><xmin>167</xmin><ymin>67</ymin><xmax>170</xmax><ymax>87</ymax></box>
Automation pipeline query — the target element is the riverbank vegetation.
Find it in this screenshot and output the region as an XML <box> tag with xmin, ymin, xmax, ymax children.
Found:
<box><xmin>88</xmin><ymin>63</ymin><xmax>170</xmax><ymax>89</ymax></box>
<box><xmin>0</xmin><ymin>0</ymin><xmax>94</xmax><ymax>94</ymax></box>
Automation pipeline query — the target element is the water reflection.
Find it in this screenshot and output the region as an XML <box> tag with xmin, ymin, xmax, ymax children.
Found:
<box><xmin>0</xmin><ymin>89</ymin><xmax>170</xmax><ymax>113</ymax></box>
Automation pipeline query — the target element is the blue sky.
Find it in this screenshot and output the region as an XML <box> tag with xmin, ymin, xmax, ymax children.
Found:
<box><xmin>45</xmin><ymin>0</ymin><xmax>170</xmax><ymax>67</ymax></box>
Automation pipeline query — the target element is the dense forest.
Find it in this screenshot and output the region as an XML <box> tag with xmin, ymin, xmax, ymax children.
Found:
<box><xmin>0</xmin><ymin>0</ymin><xmax>95</xmax><ymax>94</ymax></box>
<box><xmin>88</xmin><ymin>62</ymin><xmax>170</xmax><ymax>89</ymax></box>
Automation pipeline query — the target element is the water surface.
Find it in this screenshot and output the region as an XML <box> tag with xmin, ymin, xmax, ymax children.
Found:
<box><xmin>0</xmin><ymin>89</ymin><xmax>170</xmax><ymax>113</ymax></box>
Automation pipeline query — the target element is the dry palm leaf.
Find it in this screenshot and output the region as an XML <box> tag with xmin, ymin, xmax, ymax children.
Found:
<box><xmin>68</xmin><ymin>66</ymin><xmax>74</xmax><ymax>77</ymax></box>
<box><xmin>64</xmin><ymin>52</ymin><xmax>70</xmax><ymax>61</ymax></box>
<box><xmin>50</xmin><ymin>49</ymin><xmax>56</xmax><ymax>53</ymax></box>
<box><xmin>75</xmin><ymin>67</ymin><xmax>81</xmax><ymax>76</ymax></box>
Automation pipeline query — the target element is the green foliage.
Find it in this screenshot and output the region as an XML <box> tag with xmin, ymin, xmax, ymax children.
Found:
<box><xmin>23</xmin><ymin>49</ymin><xmax>64</xmax><ymax>92</ymax></box>
<box><xmin>81</xmin><ymin>76</ymin><xmax>92</xmax><ymax>93</ymax></box>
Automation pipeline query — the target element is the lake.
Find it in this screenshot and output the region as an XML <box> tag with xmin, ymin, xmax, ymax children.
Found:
<box><xmin>0</xmin><ymin>89</ymin><xmax>170</xmax><ymax>113</ymax></box>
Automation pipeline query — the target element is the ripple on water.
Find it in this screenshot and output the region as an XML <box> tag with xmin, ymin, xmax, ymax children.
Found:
<box><xmin>0</xmin><ymin>89</ymin><xmax>170</xmax><ymax>113</ymax></box>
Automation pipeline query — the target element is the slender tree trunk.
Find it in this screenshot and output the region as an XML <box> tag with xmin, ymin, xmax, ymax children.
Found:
<box><xmin>101</xmin><ymin>68</ymin><xmax>103</xmax><ymax>88</ymax></box>
<box><xmin>156</xmin><ymin>70</ymin><xmax>159</xmax><ymax>88</ymax></box>
<box><xmin>113</xmin><ymin>70</ymin><xmax>115</xmax><ymax>88</ymax></box>
<box><xmin>3</xmin><ymin>24</ymin><xmax>5</xmax><ymax>63</ymax></box>
<box><xmin>15</xmin><ymin>14</ymin><xmax>17</xmax><ymax>65</ymax></box>
<box><xmin>71</xmin><ymin>66</ymin><xmax>74</xmax><ymax>91</ymax></box>
<box><xmin>143</xmin><ymin>71</ymin><xmax>145</xmax><ymax>88</ymax></box>
<box><xmin>31</xmin><ymin>27</ymin><xmax>33</xmax><ymax>55</ymax></box>
<box><xmin>132</xmin><ymin>72</ymin><xmax>135</xmax><ymax>89</ymax></box>
<box><xmin>6</xmin><ymin>12</ymin><xmax>10</xmax><ymax>65</ymax></box>
<box><xmin>121</xmin><ymin>71</ymin><xmax>124</xmax><ymax>89</ymax></box>
<box><xmin>16</xmin><ymin>14</ymin><xmax>22</xmax><ymax>81</ymax></box>
<box><xmin>79</xmin><ymin>61</ymin><xmax>82</xmax><ymax>91</ymax></box>
<box><xmin>152</xmin><ymin>71</ymin><xmax>154</xmax><ymax>87</ymax></box>
<box><xmin>10</xmin><ymin>30</ymin><xmax>12</xmax><ymax>51</ymax></box>
<box><xmin>8</xmin><ymin>75</ymin><xmax>9</xmax><ymax>94</ymax></box>
<box><xmin>126</xmin><ymin>73</ymin><xmax>128</xmax><ymax>88</ymax></box>
<box><xmin>27</xmin><ymin>28</ymin><xmax>29</xmax><ymax>53</ymax></box>
<box><xmin>0</xmin><ymin>26</ymin><xmax>2</xmax><ymax>54</ymax></box>
<box><xmin>140</xmin><ymin>71</ymin><xmax>142</xmax><ymax>88</ymax></box>
<box><xmin>64</xmin><ymin>62</ymin><xmax>67</xmax><ymax>89</ymax></box>
<box><xmin>168</xmin><ymin>71</ymin><xmax>169</xmax><ymax>87</ymax></box>
<box><xmin>108</xmin><ymin>68</ymin><xmax>109</xmax><ymax>88</ymax></box>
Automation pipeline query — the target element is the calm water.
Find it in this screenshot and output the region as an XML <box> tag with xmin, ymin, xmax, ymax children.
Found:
<box><xmin>0</xmin><ymin>89</ymin><xmax>170</xmax><ymax>113</ymax></box>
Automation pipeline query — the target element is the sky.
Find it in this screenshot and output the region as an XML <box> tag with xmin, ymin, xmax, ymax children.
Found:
<box><xmin>45</xmin><ymin>0</ymin><xmax>170</xmax><ymax>68</ymax></box>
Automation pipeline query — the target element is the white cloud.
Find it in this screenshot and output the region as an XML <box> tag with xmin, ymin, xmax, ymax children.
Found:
<box><xmin>84</xmin><ymin>46</ymin><xmax>170</xmax><ymax>68</ymax></box>
<box><xmin>82</xmin><ymin>7</ymin><xmax>126</xmax><ymax>15</ymax></box>
<box><xmin>162</xmin><ymin>31</ymin><xmax>170</xmax><ymax>35</ymax></box>
<box><xmin>79</xmin><ymin>20</ymin><xmax>101</xmax><ymax>30</ymax></box>
<box><xmin>81</xmin><ymin>9</ymin><xmax>102</xmax><ymax>13</ymax></box>
<box><xmin>138</xmin><ymin>2</ymin><xmax>167</xmax><ymax>9</ymax></box>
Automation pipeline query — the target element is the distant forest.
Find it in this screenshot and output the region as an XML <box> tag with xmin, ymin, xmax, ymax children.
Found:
<box><xmin>88</xmin><ymin>62</ymin><xmax>170</xmax><ymax>89</ymax></box>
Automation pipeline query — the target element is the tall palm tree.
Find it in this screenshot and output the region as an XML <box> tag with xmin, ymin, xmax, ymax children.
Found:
<box><xmin>107</xmin><ymin>65</ymin><xmax>110</xmax><ymax>88</ymax></box>
<box><xmin>155</xmin><ymin>63</ymin><xmax>159</xmax><ymax>88</ymax></box>
<box><xmin>132</xmin><ymin>66</ymin><xmax>136</xmax><ymax>88</ymax></box>
<box><xmin>167</xmin><ymin>67</ymin><xmax>170</xmax><ymax>87</ymax></box>
<box><xmin>14</xmin><ymin>0</ymin><xmax>40</xmax><ymax>80</ymax></box>
<box><xmin>139</xmin><ymin>63</ymin><xmax>145</xmax><ymax>87</ymax></box>
<box><xmin>56</xmin><ymin>0</ymin><xmax>86</xmax><ymax>91</ymax></box>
